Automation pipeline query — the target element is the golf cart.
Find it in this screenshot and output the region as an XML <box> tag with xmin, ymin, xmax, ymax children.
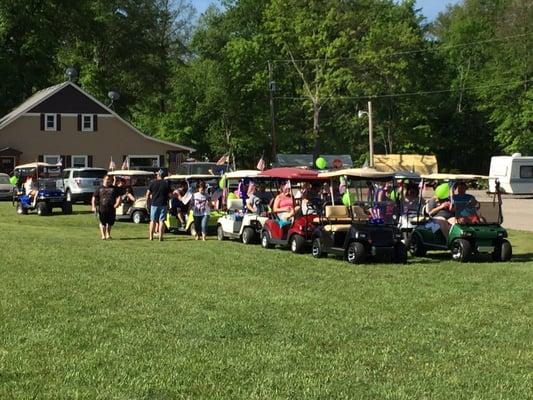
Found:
<box><xmin>216</xmin><ymin>170</ymin><xmax>271</xmax><ymax>244</ymax></box>
<box><xmin>409</xmin><ymin>174</ymin><xmax>511</xmax><ymax>262</ymax></box>
<box><xmin>13</xmin><ymin>162</ymin><xmax>72</xmax><ymax>216</ymax></box>
<box><xmin>164</xmin><ymin>174</ymin><xmax>225</xmax><ymax>236</ymax></box>
<box><xmin>259</xmin><ymin>167</ymin><xmax>324</xmax><ymax>253</ymax></box>
<box><xmin>312</xmin><ymin>168</ymin><xmax>407</xmax><ymax>264</ymax></box>
<box><xmin>108</xmin><ymin>169</ymin><xmax>154</xmax><ymax>223</ymax></box>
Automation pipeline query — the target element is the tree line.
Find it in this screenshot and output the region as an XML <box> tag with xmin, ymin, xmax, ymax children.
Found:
<box><xmin>1</xmin><ymin>0</ymin><xmax>531</xmax><ymax>172</ymax></box>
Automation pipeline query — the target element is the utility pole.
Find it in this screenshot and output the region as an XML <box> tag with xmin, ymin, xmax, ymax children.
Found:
<box><xmin>268</xmin><ymin>61</ymin><xmax>277</xmax><ymax>161</ymax></box>
<box><xmin>358</xmin><ymin>100</ymin><xmax>374</xmax><ymax>168</ymax></box>
<box><xmin>368</xmin><ymin>100</ymin><xmax>374</xmax><ymax>168</ymax></box>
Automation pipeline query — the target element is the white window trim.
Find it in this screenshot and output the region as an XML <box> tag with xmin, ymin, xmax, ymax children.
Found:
<box><xmin>71</xmin><ymin>155</ymin><xmax>88</xmax><ymax>168</ymax></box>
<box><xmin>81</xmin><ymin>114</ymin><xmax>94</xmax><ymax>132</ymax></box>
<box><xmin>127</xmin><ymin>154</ymin><xmax>160</xmax><ymax>167</ymax></box>
<box><xmin>44</xmin><ymin>114</ymin><xmax>57</xmax><ymax>131</ymax></box>
<box><xmin>43</xmin><ymin>154</ymin><xmax>61</xmax><ymax>165</ymax></box>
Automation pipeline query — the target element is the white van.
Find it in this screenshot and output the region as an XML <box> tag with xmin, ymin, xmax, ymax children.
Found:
<box><xmin>489</xmin><ymin>154</ymin><xmax>533</xmax><ymax>194</ymax></box>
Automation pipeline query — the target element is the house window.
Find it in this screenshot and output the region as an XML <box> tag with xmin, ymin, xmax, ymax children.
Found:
<box><xmin>44</xmin><ymin>155</ymin><xmax>60</xmax><ymax>165</ymax></box>
<box><xmin>45</xmin><ymin>114</ymin><xmax>57</xmax><ymax>131</ymax></box>
<box><xmin>72</xmin><ymin>155</ymin><xmax>88</xmax><ymax>168</ymax></box>
<box><xmin>82</xmin><ymin>114</ymin><xmax>94</xmax><ymax>132</ymax></box>
<box><xmin>128</xmin><ymin>155</ymin><xmax>159</xmax><ymax>168</ymax></box>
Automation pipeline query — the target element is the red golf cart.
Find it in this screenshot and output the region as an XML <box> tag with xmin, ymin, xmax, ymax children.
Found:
<box><xmin>259</xmin><ymin>167</ymin><xmax>325</xmax><ymax>253</ymax></box>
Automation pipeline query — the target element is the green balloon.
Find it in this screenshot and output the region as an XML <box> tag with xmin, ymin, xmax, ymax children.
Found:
<box><xmin>315</xmin><ymin>157</ymin><xmax>327</xmax><ymax>170</ymax></box>
<box><xmin>342</xmin><ymin>191</ymin><xmax>355</xmax><ymax>206</ymax></box>
<box><xmin>435</xmin><ymin>183</ymin><xmax>450</xmax><ymax>200</ymax></box>
<box><xmin>219</xmin><ymin>176</ymin><xmax>226</xmax><ymax>189</ymax></box>
<box><xmin>227</xmin><ymin>192</ymin><xmax>237</xmax><ymax>200</ymax></box>
<box><xmin>389</xmin><ymin>189</ymin><xmax>398</xmax><ymax>201</ymax></box>
<box><xmin>9</xmin><ymin>175</ymin><xmax>18</xmax><ymax>185</ymax></box>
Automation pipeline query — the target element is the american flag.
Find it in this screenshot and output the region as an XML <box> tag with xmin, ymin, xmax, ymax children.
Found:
<box><xmin>256</xmin><ymin>156</ymin><xmax>265</xmax><ymax>171</ymax></box>
<box><xmin>121</xmin><ymin>158</ymin><xmax>129</xmax><ymax>170</ymax></box>
<box><xmin>109</xmin><ymin>157</ymin><xmax>116</xmax><ymax>170</ymax></box>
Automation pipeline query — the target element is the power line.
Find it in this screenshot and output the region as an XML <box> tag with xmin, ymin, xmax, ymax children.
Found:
<box><xmin>274</xmin><ymin>78</ymin><xmax>532</xmax><ymax>101</ymax></box>
<box><xmin>270</xmin><ymin>33</ymin><xmax>532</xmax><ymax>64</ymax></box>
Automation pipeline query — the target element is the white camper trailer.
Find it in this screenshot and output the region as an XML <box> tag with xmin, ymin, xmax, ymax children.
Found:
<box><xmin>489</xmin><ymin>154</ymin><xmax>533</xmax><ymax>194</ymax></box>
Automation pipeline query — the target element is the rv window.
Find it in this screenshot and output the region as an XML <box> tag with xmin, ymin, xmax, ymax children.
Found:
<box><xmin>520</xmin><ymin>166</ymin><xmax>533</xmax><ymax>178</ymax></box>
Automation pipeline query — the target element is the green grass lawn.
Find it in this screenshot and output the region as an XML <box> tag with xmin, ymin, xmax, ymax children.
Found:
<box><xmin>0</xmin><ymin>202</ymin><xmax>531</xmax><ymax>399</ymax></box>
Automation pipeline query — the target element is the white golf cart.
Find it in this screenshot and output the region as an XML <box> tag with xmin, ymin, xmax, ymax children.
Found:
<box><xmin>108</xmin><ymin>169</ymin><xmax>154</xmax><ymax>223</ymax></box>
<box><xmin>216</xmin><ymin>170</ymin><xmax>271</xmax><ymax>244</ymax></box>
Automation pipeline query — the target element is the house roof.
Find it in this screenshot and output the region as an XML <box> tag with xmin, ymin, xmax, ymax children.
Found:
<box><xmin>0</xmin><ymin>81</ymin><xmax>195</xmax><ymax>153</ymax></box>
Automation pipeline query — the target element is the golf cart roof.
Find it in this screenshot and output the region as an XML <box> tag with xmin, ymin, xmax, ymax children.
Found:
<box><xmin>224</xmin><ymin>170</ymin><xmax>262</xmax><ymax>179</ymax></box>
<box><xmin>108</xmin><ymin>169</ymin><xmax>154</xmax><ymax>176</ymax></box>
<box><xmin>15</xmin><ymin>162</ymin><xmax>60</xmax><ymax>169</ymax></box>
<box><xmin>258</xmin><ymin>167</ymin><xmax>320</xmax><ymax>180</ymax></box>
<box><xmin>318</xmin><ymin>168</ymin><xmax>395</xmax><ymax>179</ymax></box>
<box><xmin>421</xmin><ymin>173</ymin><xmax>489</xmax><ymax>181</ymax></box>
<box><xmin>165</xmin><ymin>174</ymin><xmax>217</xmax><ymax>181</ymax></box>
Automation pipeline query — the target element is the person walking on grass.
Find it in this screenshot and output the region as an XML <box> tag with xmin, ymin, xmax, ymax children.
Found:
<box><xmin>147</xmin><ymin>169</ymin><xmax>171</xmax><ymax>241</ymax></box>
<box><xmin>192</xmin><ymin>181</ymin><xmax>212</xmax><ymax>241</ymax></box>
<box><xmin>91</xmin><ymin>175</ymin><xmax>121</xmax><ymax>240</ymax></box>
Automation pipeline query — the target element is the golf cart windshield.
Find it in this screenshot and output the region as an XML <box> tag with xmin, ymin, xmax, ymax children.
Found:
<box><xmin>0</xmin><ymin>176</ymin><xmax>9</xmax><ymax>184</ymax></box>
<box><xmin>454</xmin><ymin>200</ymin><xmax>501</xmax><ymax>225</ymax></box>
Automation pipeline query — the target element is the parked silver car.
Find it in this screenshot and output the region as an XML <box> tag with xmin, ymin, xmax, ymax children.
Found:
<box><xmin>58</xmin><ymin>168</ymin><xmax>107</xmax><ymax>203</ymax></box>
<box><xmin>0</xmin><ymin>173</ymin><xmax>15</xmax><ymax>200</ymax></box>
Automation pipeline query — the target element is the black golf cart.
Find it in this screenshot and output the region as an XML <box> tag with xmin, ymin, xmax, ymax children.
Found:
<box><xmin>312</xmin><ymin>168</ymin><xmax>407</xmax><ymax>264</ymax></box>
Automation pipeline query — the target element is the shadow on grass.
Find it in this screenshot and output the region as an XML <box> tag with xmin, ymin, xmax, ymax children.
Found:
<box><xmin>71</xmin><ymin>210</ymin><xmax>94</xmax><ymax>215</ymax></box>
<box><xmin>409</xmin><ymin>251</ymin><xmax>533</xmax><ymax>264</ymax></box>
<box><xmin>511</xmin><ymin>253</ymin><xmax>533</xmax><ymax>262</ymax></box>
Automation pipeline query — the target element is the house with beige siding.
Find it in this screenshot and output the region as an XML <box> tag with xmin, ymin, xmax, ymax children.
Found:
<box><xmin>0</xmin><ymin>81</ymin><xmax>194</xmax><ymax>174</ymax></box>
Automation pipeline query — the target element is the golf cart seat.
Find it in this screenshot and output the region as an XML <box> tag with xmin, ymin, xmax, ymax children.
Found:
<box><xmin>325</xmin><ymin>205</ymin><xmax>352</xmax><ymax>223</ymax></box>
<box><xmin>351</xmin><ymin>205</ymin><xmax>369</xmax><ymax>222</ymax></box>
<box><xmin>323</xmin><ymin>224</ymin><xmax>350</xmax><ymax>232</ymax></box>
<box><xmin>227</xmin><ymin>198</ymin><xmax>243</xmax><ymax>211</ymax></box>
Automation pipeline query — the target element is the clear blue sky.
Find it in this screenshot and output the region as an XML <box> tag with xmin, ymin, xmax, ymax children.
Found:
<box><xmin>190</xmin><ymin>0</ymin><xmax>461</xmax><ymax>21</ymax></box>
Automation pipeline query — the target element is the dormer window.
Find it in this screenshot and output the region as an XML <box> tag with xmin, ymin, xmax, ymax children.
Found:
<box><xmin>82</xmin><ymin>114</ymin><xmax>94</xmax><ymax>132</ymax></box>
<box><xmin>45</xmin><ymin>114</ymin><xmax>57</xmax><ymax>131</ymax></box>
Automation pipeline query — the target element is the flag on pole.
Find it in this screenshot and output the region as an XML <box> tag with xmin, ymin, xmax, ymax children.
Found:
<box><xmin>256</xmin><ymin>156</ymin><xmax>266</xmax><ymax>171</ymax></box>
<box><xmin>121</xmin><ymin>158</ymin><xmax>129</xmax><ymax>170</ymax></box>
<box><xmin>216</xmin><ymin>153</ymin><xmax>230</xmax><ymax>166</ymax></box>
<box><xmin>57</xmin><ymin>157</ymin><xmax>63</xmax><ymax>167</ymax></box>
<box><xmin>109</xmin><ymin>157</ymin><xmax>116</xmax><ymax>171</ymax></box>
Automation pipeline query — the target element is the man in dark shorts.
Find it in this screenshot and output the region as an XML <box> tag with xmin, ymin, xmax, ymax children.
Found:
<box><xmin>92</xmin><ymin>175</ymin><xmax>121</xmax><ymax>240</ymax></box>
<box><xmin>147</xmin><ymin>169</ymin><xmax>171</xmax><ymax>241</ymax></box>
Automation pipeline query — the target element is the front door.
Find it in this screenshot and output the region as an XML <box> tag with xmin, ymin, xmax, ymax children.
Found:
<box><xmin>0</xmin><ymin>157</ymin><xmax>15</xmax><ymax>174</ymax></box>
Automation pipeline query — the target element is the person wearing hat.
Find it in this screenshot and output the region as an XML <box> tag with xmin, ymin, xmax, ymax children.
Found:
<box><xmin>146</xmin><ymin>169</ymin><xmax>171</xmax><ymax>241</ymax></box>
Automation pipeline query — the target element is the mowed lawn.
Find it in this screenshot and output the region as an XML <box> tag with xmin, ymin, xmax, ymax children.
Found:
<box><xmin>0</xmin><ymin>202</ymin><xmax>531</xmax><ymax>399</ymax></box>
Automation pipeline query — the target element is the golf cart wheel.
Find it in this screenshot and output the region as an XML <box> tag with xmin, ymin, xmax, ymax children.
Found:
<box><xmin>242</xmin><ymin>227</ymin><xmax>255</xmax><ymax>244</ymax></box>
<box><xmin>62</xmin><ymin>202</ymin><xmax>73</xmax><ymax>215</ymax></box>
<box><xmin>132</xmin><ymin>210</ymin><xmax>145</xmax><ymax>224</ymax></box>
<box><xmin>393</xmin><ymin>242</ymin><xmax>408</xmax><ymax>264</ymax></box>
<box><xmin>290</xmin><ymin>234</ymin><xmax>305</xmax><ymax>254</ymax></box>
<box><xmin>410</xmin><ymin>234</ymin><xmax>427</xmax><ymax>257</ymax></box>
<box><xmin>451</xmin><ymin>239</ymin><xmax>471</xmax><ymax>263</ymax></box>
<box><xmin>261</xmin><ymin>230</ymin><xmax>273</xmax><ymax>249</ymax></box>
<box><xmin>346</xmin><ymin>241</ymin><xmax>365</xmax><ymax>264</ymax></box>
<box><xmin>311</xmin><ymin>238</ymin><xmax>327</xmax><ymax>258</ymax></box>
<box><xmin>36</xmin><ymin>202</ymin><xmax>49</xmax><ymax>216</ymax></box>
<box><xmin>16</xmin><ymin>203</ymin><xmax>27</xmax><ymax>215</ymax></box>
<box><xmin>492</xmin><ymin>239</ymin><xmax>512</xmax><ymax>262</ymax></box>
<box><xmin>217</xmin><ymin>225</ymin><xmax>226</xmax><ymax>241</ymax></box>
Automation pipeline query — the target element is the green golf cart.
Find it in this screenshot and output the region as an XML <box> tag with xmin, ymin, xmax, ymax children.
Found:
<box><xmin>409</xmin><ymin>174</ymin><xmax>511</xmax><ymax>262</ymax></box>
